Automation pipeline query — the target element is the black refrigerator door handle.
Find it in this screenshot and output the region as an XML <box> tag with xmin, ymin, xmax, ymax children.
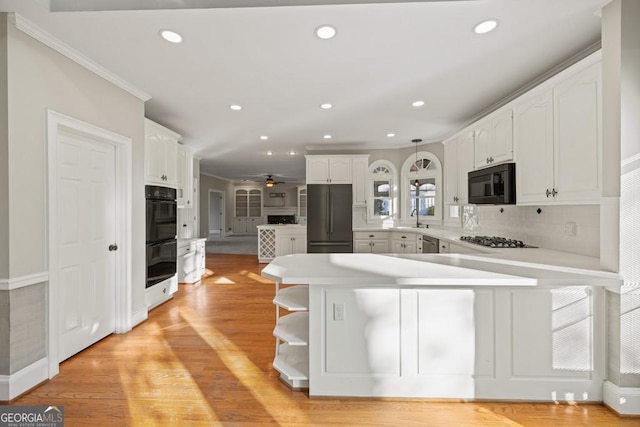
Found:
<box><xmin>326</xmin><ymin>191</ymin><xmax>331</xmax><ymax>236</ymax></box>
<box><xmin>329</xmin><ymin>192</ymin><xmax>334</xmax><ymax>234</ymax></box>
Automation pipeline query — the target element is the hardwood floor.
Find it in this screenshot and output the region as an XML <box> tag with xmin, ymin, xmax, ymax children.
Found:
<box><xmin>8</xmin><ymin>253</ymin><xmax>637</xmax><ymax>426</ymax></box>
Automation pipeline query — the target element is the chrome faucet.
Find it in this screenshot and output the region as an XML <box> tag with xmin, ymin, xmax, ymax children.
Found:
<box><xmin>411</xmin><ymin>208</ymin><xmax>420</xmax><ymax>228</ymax></box>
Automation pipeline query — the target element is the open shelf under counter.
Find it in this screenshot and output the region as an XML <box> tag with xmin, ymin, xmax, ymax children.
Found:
<box><xmin>273</xmin><ymin>344</ymin><xmax>309</xmax><ymax>388</ymax></box>
<box><xmin>273</xmin><ymin>285</ymin><xmax>309</xmax><ymax>311</ymax></box>
<box><xmin>273</xmin><ymin>312</ymin><xmax>309</xmax><ymax>345</ymax></box>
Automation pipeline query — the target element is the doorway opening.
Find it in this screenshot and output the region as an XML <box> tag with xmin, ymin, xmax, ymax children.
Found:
<box><xmin>208</xmin><ymin>190</ymin><xmax>225</xmax><ymax>239</ymax></box>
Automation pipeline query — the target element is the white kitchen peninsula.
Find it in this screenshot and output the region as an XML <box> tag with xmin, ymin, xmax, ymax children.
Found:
<box><xmin>257</xmin><ymin>224</ymin><xmax>307</xmax><ymax>263</ymax></box>
<box><xmin>261</xmin><ymin>253</ymin><xmax>621</xmax><ymax>402</ymax></box>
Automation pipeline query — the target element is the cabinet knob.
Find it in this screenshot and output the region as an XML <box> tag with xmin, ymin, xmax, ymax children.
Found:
<box><xmin>545</xmin><ymin>189</ymin><xmax>551</xmax><ymax>198</ymax></box>
<box><xmin>108</xmin><ymin>243</ymin><xmax>118</xmax><ymax>251</ymax></box>
<box><xmin>552</xmin><ymin>188</ymin><xmax>558</xmax><ymax>197</ymax></box>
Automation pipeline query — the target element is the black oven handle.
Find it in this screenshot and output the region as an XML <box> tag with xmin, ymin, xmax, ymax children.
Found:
<box><xmin>148</xmin><ymin>239</ymin><xmax>177</xmax><ymax>247</ymax></box>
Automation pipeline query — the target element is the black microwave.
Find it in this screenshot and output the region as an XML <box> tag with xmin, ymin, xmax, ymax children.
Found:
<box><xmin>468</xmin><ymin>163</ymin><xmax>516</xmax><ymax>205</ymax></box>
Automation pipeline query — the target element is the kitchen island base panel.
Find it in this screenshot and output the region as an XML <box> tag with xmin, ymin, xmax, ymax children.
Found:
<box><xmin>309</xmin><ymin>284</ymin><xmax>606</xmax><ymax>401</ymax></box>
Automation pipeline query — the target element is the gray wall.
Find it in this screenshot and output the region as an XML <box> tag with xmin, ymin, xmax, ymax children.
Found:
<box><xmin>0</xmin><ymin>14</ymin><xmax>146</xmax><ymax>374</ymax></box>
<box><xmin>0</xmin><ymin>14</ymin><xmax>8</xmax><ymax>280</ymax></box>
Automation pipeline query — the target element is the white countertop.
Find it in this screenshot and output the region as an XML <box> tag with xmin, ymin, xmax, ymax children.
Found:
<box><xmin>261</xmin><ymin>253</ymin><xmax>537</xmax><ymax>287</ymax></box>
<box><xmin>261</xmin><ymin>252</ymin><xmax>621</xmax><ymax>290</ymax></box>
<box><xmin>353</xmin><ymin>225</ymin><xmax>604</xmax><ymax>271</ymax></box>
<box><xmin>257</xmin><ymin>224</ymin><xmax>306</xmax><ymax>229</ymax></box>
<box><xmin>177</xmin><ymin>237</ymin><xmax>207</xmax><ymax>247</ymax></box>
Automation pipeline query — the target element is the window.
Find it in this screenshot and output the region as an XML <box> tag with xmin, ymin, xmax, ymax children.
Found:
<box><xmin>368</xmin><ymin>161</ymin><xmax>397</xmax><ymax>220</ymax></box>
<box><xmin>401</xmin><ymin>151</ymin><xmax>442</xmax><ymax>222</ymax></box>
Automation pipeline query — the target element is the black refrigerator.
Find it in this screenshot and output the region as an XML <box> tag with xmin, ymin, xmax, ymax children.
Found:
<box><xmin>307</xmin><ymin>184</ymin><xmax>353</xmax><ymax>253</ymax></box>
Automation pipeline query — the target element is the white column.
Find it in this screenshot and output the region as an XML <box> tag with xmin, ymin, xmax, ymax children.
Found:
<box><xmin>601</xmin><ymin>0</ymin><xmax>640</xmax><ymax>416</ymax></box>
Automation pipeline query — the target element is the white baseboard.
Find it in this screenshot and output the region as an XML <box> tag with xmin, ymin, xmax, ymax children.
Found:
<box><xmin>603</xmin><ymin>380</ymin><xmax>640</xmax><ymax>415</ymax></box>
<box><xmin>0</xmin><ymin>358</ymin><xmax>49</xmax><ymax>401</ymax></box>
<box><xmin>131</xmin><ymin>306</ymin><xmax>148</xmax><ymax>328</ymax></box>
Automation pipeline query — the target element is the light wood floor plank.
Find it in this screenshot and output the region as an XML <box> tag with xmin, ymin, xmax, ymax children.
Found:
<box><xmin>7</xmin><ymin>253</ymin><xmax>638</xmax><ymax>426</ymax></box>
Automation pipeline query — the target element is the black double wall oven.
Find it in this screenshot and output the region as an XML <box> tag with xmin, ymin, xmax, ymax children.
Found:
<box><xmin>146</xmin><ymin>185</ymin><xmax>177</xmax><ymax>288</ymax></box>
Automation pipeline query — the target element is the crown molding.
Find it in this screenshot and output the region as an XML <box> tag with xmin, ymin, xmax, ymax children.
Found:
<box><xmin>9</xmin><ymin>13</ymin><xmax>151</xmax><ymax>102</ymax></box>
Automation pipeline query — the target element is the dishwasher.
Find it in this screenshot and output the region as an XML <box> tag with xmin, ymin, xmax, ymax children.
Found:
<box><xmin>421</xmin><ymin>235</ymin><xmax>439</xmax><ymax>253</ymax></box>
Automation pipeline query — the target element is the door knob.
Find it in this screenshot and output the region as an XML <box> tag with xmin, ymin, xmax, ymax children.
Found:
<box><xmin>108</xmin><ymin>243</ymin><xmax>118</xmax><ymax>251</ymax></box>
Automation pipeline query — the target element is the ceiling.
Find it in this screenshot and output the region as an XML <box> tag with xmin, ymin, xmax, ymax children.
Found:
<box><xmin>0</xmin><ymin>0</ymin><xmax>609</xmax><ymax>183</ymax></box>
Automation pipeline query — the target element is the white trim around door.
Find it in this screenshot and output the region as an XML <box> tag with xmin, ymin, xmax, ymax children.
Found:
<box><xmin>46</xmin><ymin>110</ymin><xmax>133</xmax><ymax>379</ymax></box>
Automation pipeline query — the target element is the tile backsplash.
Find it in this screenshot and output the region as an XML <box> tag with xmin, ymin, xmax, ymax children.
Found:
<box><xmin>462</xmin><ymin>205</ymin><xmax>600</xmax><ymax>258</ymax></box>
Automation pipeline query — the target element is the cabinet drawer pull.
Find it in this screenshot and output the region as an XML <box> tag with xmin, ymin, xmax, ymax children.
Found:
<box><xmin>369</xmin><ymin>234</ymin><xmax>374</xmax><ymax>238</ymax></box>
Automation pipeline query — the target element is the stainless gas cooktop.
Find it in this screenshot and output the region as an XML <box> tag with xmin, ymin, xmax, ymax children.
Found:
<box><xmin>460</xmin><ymin>235</ymin><xmax>537</xmax><ymax>249</ymax></box>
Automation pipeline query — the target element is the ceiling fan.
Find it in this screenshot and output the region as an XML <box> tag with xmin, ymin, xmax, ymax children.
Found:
<box><xmin>264</xmin><ymin>175</ymin><xmax>286</xmax><ymax>187</ymax></box>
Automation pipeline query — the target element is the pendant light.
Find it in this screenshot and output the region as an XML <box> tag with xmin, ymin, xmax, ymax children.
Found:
<box><xmin>412</xmin><ymin>138</ymin><xmax>422</xmax><ymax>188</ymax></box>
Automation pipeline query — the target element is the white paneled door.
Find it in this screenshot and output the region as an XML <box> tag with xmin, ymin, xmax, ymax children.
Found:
<box><xmin>57</xmin><ymin>130</ymin><xmax>116</xmax><ymax>362</ymax></box>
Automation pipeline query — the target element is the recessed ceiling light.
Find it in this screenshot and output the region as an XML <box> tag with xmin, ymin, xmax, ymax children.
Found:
<box><xmin>266</xmin><ymin>150</ymin><xmax>273</xmax><ymax>156</ymax></box>
<box><xmin>323</xmin><ymin>135</ymin><xmax>332</xmax><ymax>139</ymax></box>
<box><xmin>260</xmin><ymin>135</ymin><xmax>268</xmax><ymax>140</ymax></box>
<box><xmin>159</xmin><ymin>29</ymin><xmax>183</xmax><ymax>43</ymax></box>
<box><xmin>320</xmin><ymin>103</ymin><xmax>333</xmax><ymax>110</ymax></box>
<box><xmin>315</xmin><ymin>25</ymin><xmax>337</xmax><ymax>40</ymax></box>
<box><xmin>474</xmin><ymin>19</ymin><xmax>498</xmax><ymax>35</ymax></box>
<box><xmin>288</xmin><ymin>151</ymin><xmax>296</xmax><ymax>156</ymax></box>
<box><xmin>387</xmin><ymin>133</ymin><xmax>396</xmax><ymax>138</ymax></box>
<box><xmin>229</xmin><ymin>104</ymin><xmax>242</xmax><ymax>111</ymax></box>
<box><xmin>412</xmin><ymin>100</ymin><xmax>425</xmax><ymax>107</ymax></box>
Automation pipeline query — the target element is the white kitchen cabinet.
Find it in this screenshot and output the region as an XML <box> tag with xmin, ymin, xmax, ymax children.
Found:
<box><xmin>351</xmin><ymin>155</ymin><xmax>369</xmax><ymax>206</ymax></box>
<box><xmin>145</xmin><ymin>275</ymin><xmax>178</xmax><ymax>310</ymax></box>
<box><xmin>353</xmin><ymin>231</ymin><xmax>389</xmax><ymax>253</ymax></box>
<box><xmin>178</xmin><ymin>207</ymin><xmax>194</xmax><ymax>239</ymax></box>
<box><xmin>306</xmin><ymin>156</ymin><xmax>352</xmax><ymax>184</ymax></box>
<box><xmin>233</xmin><ymin>187</ymin><xmax>262</xmax><ymax>234</ymax></box>
<box><xmin>515</xmin><ymin>90</ymin><xmax>555</xmax><ymax>204</ymax></box>
<box><xmin>273</xmin><ymin>284</ymin><xmax>309</xmax><ymax>389</ymax></box>
<box><xmin>232</xmin><ymin>216</ymin><xmax>263</xmax><ymax>234</ymax></box>
<box><xmin>444</xmin><ymin>131</ymin><xmax>474</xmax><ymax>226</ymax></box>
<box><xmin>275</xmin><ymin>229</ymin><xmax>307</xmax><ymax>257</ymax></box>
<box><xmin>259</xmin><ymin>225</ymin><xmax>308</xmax><ymax>262</ymax></box>
<box><xmin>444</xmin><ymin>131</ymin><xmax>474</xmax><ymax>203</ymax></box>
<box><xmin>144</xmin><ymin>118</ymin><xmax>179</xmax><ymax>187</ymax></box>
<box><xmin>515</xmin><ymin>59</ymin><xmax>601</xmax><ymax>205</ymax></box>
<box><xmin>177</xmin><ymin>144</ymin><xmax>194</xmax><ymax>208</ymax></box>
<box><xmin>390</xmin><ymin>232</ymin><xmax>418</xmax><ymax>254</ymax></box>
<box><xmin>178</xmin><ymin>238</ymin><xmax>206</xmax><ymax>283</ymax></box>
<box><xmin>232</xmin><ymin>217</ymin><xmax>247</xmax><ymax>234</ymax></box>
<box><xmin>552</xmin><ymin>62</ymin><xmax>602</xmax><ymax>204</ymax></box>
<box><xmin>473</xmin><ymin>107</ymin><xmax>514</xmax><ymax>169</ymax></box>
